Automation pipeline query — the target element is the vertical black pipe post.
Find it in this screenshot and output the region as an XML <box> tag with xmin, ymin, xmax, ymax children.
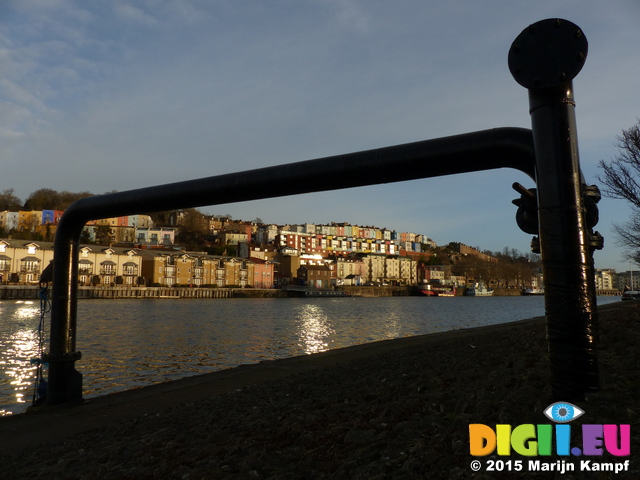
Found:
<box><xmin>509</xmin><ymin>19</ymin><xmax>599</xmax><ymax>401</ymax></box>
<box><xmin>44</xmin><ymin>225</ymin><xmax>83</xmax><ymax>405</ymax></box>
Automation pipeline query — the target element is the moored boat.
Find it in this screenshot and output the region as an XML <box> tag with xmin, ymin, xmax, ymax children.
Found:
<box><xmin>621</xmin><ymin>290</ymin><xmax>640</xmax><ymax>301</ymax></box>
<box><xmin>431</xmin><ymin>285</ymin><xmax>457</xmax><ymax>296</ymax></box>
<box><xmin>465</xmin><ymin>282</ymin><xmax>494</xmax><ymax>296</ymax></box>
<box><xmin>523</xmin><ymin>287</ymin><xmax>544</xmax><ymax>295</ymax></box>
<box><xmin>417</xmin><ymin>285</ymin><xmax>438</xmax><ymax>296</ymax></box>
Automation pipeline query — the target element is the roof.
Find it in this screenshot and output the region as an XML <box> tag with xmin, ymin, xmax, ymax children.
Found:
<box><xmin>298</xmin><ymin>264</ymin><xmax>330</xmax><ymax>272</ymax></box>
<box><xmin>249</xmin><ymin>257</ymin><xmax>278</xmax><ymax>265</ymax></box>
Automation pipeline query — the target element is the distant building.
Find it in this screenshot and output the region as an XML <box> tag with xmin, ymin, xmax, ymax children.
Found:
<box><xmin>448</xmin><ymin>242</ymin><xmax>497</xmax><ymax>263</ymax></box>
<box><xmin>78</xmin><ymin>245</ymin><xmax>142</xmax><ymax>286</ymax></box>
<box><xmin>135</xmin><ymin>227</ymin><xmax>176</xmax><ymax>246</ymax></box>
<box><xmin>297</xmin><ymin>264</ymin><xmax>332</xmax><ymax>288</ymax></box>
<box><xmin>250</xmin><ymin>258</ymin><xmax>276</xmax><ymax>288</ymax></box>
<box><xmin>615</xmin><ymin>270</ymin><xmax>640</xmax><ymax>291</ymax></box>
<box><xmin>0</xmin><ymin>211</ymin><xmax>19</xmax><ymax>231</ymax></box>
<box><xmin>594</xmin><ymin>269</ymin><xmax>616</xmax><ymax>291</ymax></box>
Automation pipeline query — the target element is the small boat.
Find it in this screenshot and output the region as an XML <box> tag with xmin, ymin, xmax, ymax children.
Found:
<box><xmin>466</xmin><ymin>282</ymin><xmax>494</xmax><ymax>296</ymax></box>
<box><xmin>417</xmin><ymin>285</ymin><xmax>438</xmax><ymax>296</ymax></box>
<box><xmin>523</xmin><ymin>287</ymin><xmax>544</xmax><ymax>295</ymax></box>
<box><xmin>621</xmin><ymin>290</ymin><xmax>640</xmax><ymax>301</ymax></box>
<box><xmin>431</xmin><ymin>285</ymin><xmax>457</xmax><ymax>296</ymax></box>
<box><xmin>417</xmin><ymin>283</ymin><xmax>456</xmax><ymax>297</ymax></box>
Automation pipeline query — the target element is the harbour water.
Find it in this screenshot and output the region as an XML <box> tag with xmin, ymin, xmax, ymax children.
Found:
<box><xmin>0</xmin><ymin>295</ymin><xmax>619</xmax><ymax>416</ymax></box>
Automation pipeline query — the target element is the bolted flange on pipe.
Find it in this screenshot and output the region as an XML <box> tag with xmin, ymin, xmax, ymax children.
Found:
<box><xmin>509</xmin><ymin>19</ymin><xmax>600</xmax><ymax>402</ymax></box>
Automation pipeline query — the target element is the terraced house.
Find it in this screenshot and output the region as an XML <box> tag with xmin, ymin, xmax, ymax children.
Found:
<box><xmin>0</xmin><ymin>239</ymin><xmax>276</xmax><ymax>288</ymax></box>
<box><xmin>138</xmin><ymin>251</ymin><xmax>274</xmax><ymax>288</ymax></box>
<box><xmin>0</xmin><ymin>240</ymin><xmax>143</xmax><ymax>285</ymax></box>
<box><xmin>0</xmin><ymin>240</ymin><xmax>51</xmax><ymax>284</ymax></box>
<box><xmin>77</xmin><ymin>246</ymin><xmax>142</xmax><ymax>286</ymax></box>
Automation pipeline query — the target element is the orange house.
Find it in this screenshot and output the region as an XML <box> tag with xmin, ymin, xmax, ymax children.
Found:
<box><xmin>250</xmin><ymin>258</ymin><xmax>275</xmax><ymax>288</ymax></box>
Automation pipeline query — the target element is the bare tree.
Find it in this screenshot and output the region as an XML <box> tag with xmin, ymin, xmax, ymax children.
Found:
<box><xmin>0</xmin><ymin>189</ymin><xmax>23</xmax><ymax>211</ymax></box>
<box><xmin>598</xmin><ymin>120</ymin><xmax>640</xmax><ymax>263</ymax></box>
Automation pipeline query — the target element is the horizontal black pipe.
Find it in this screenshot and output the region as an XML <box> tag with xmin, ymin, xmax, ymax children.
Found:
<box><xmin>47</xmin><ymin>126</ymin><xmax>536</xmax><ymax>405</ymax></box>
<box><xmin>56</xmin><ymin>127</ymin><xmax>535</xmax><ymax>241</ymax></box>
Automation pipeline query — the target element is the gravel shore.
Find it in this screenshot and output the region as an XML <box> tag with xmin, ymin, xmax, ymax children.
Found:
<box><xmin>1</xmin><ymin>300</ymin><xmax>638</xmax><ymax>479</ymax></box>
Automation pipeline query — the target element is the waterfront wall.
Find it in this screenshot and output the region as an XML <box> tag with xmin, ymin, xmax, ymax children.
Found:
<box><xmin>0</xmin><ymin>285</ymin><xmax>287</xmax><ymax>300</ymax></box>
<box><xmin>0</xmin><ymin>286</ymin><xmax>42</xmax><ymax>299</ymax></box>
<box><xmin>0</xmin><ymin>285</ymin><xmax>621</xmax><ymax>300</ymax></box>
<box><xmin>492</xmin><ymin>288</ymin><xmax>524</xmax><ymax>296</ymax></box>
<box><xmin>340</xmin><ymin>286</ymin><xmax>411</xmax><ymax>297</ymax></box>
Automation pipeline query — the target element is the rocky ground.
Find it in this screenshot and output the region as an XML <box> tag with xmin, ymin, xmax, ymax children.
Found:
<box><xmin>1</xmin><ymin>301</ymin><xmax>639</xmax><ymax>479</ymax></box>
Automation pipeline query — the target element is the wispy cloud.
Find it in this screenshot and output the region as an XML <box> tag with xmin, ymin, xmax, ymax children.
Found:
<box><xmin>323</xmin><ymin>0</ymin><xmax>372</xmax><ymax>33</ymax></box>
<box><xmin>113</xmin><ymin>3</ymin><xmax>159</xmax><ymax>27</ymax></box>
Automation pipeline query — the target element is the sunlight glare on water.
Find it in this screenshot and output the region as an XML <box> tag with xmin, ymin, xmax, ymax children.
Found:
<box><xmin>0</xmin><ymin>301</ymin><xmax>41</xmax><ymax>416</ymax></box>
<box><xmin>0</xmin><ymin>295</ymin><xmax>620</xmax><ymax>415</ymax></box>
<box><xmin>295</xmin><ymin>303</ymin><xmax>335</xmax><ymax>354</ymax></box>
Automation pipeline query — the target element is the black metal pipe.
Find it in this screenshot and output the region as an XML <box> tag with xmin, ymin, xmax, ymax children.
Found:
<box><xmin>530</xmin><ymin>84</ymin><xmax>599</xmax><ymax>401</ymax></box>
<box><xmin>510</xmin><ymin>18</ymin><xmax>599</xmax><ymax>401</ymax></box>
<box><xmin>46</xmin><ymin>127</ymin><xmax>536</xmax><ymax>405</ymax></box>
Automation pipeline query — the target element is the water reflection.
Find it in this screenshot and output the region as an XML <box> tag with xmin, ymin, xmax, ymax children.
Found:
<box><xmin>295</xmin><ymin>304</ymin><xmax>335</xmax><ymax>354</ymax></box>
<box><xmin>380</xmin><ymin>309</ymin><xmax>403</xmax><ymax>340</ymax></box>
<box><xmin>5</xmin><ymin>295</ymin><xmax>595</xmax><ymax>415</ymax></box>
<box><xmin>13</xmin><ymin>301</ymin><xmax>39</xmax><ymax>320</ymax></box>
<box><xmin>0</xmin><ymin>326</ymin><xmax>39</xmax><ymax>416</ymax></box>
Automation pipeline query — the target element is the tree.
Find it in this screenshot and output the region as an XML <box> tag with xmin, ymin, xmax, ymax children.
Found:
<box><xmin>0</xmin><ymin>189</ymin><xmax>22</xmax><ymax>211</ymax></box>
<box><xmin>24</xmin><ymin>188</ymin><xmax>61</xmax><ymax>210</ymax></box>
<box><xmin>94</xmin><ymin>225</ymin><xmax>113</xmax><ymax>245</ymax></box>
<box><xmin>22</xmin><ymin>188</ymin><xmax>94</xmax><ymax>211</ymax></box>
<box><xmin>171</xmin><ymin>208</ymin><xmax>210</xmax><ymax>250</ymax></box>
<box><xmin>597</xmin><ymin>120</ymin><xmax>640</xmax><ymax>263</ymax></box>
<box><xmin>57</xmin><ymin>191</ymin><xmax>93</xmax><ymax>210</ymax></box>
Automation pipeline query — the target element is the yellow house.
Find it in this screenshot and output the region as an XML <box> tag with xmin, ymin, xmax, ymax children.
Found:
<box><xmin>18</xmin><ymin>211</ymin><xmax>42</xmax><ymax>233</ymax></box>
<box><xmin>139</xmin><ymin>250</ymin><xmax>253</xmax><ymax>287</ymax></box>
<box><xmin>0</xmin><ymin>240</ymin><xmax>54</xmax><ymax>284</ymax></box>
<box><xmin>78</xmin><ymin>246</ymin><xmax>142</xmax><ymax>285</ymax></box>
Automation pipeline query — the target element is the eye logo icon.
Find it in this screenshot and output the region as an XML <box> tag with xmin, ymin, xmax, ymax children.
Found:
<box><xmin>544</xmin><ymin>402</ymin><xmax>584</xmax><ymax>423</ymax></box>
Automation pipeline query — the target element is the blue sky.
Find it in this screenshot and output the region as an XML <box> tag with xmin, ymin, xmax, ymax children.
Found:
<box><xmin>2</xmin><ymin>0</ymin><xmax>639</xmax><ymax>271</ymax></box>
